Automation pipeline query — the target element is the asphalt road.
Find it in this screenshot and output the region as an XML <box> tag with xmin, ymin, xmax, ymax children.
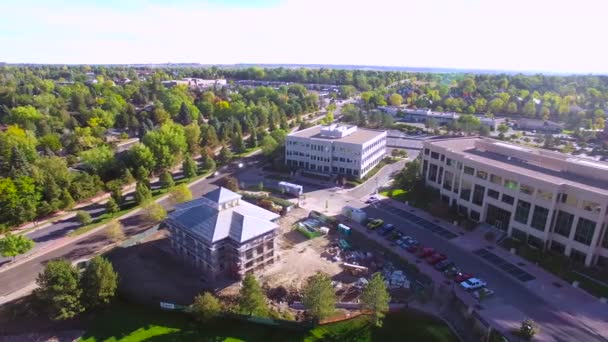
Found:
<box><xmin>362</xmin><ymin>202</ymin><xmax>607</xmax><ymax>342</ymax></box>
<box><xmin>0</xmin><ymin>155</ymin><xmax>262</xmax><ymax>298</ymax></box>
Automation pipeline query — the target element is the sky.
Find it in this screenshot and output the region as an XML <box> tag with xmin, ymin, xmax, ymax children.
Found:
<box><xmin>1</xmin><ymin>0</ymin><xmax>607</xmax><ymax>73</ymax></box>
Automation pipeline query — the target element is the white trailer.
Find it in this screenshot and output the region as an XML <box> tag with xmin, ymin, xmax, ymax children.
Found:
<box><xmin>278</xmin><ymin>181</ymin><xmax>303</xmax><ymax>196</ymax></box>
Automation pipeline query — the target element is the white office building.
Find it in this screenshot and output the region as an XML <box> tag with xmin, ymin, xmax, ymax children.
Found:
<box><xmin>422</xmin><ymin>137</ymin><xmax>608</xmax><ymax>266</ymax></box>
<box><xmin>285</xmin><ymin>124</ymin><xmax>387</xmax><ymax>179</ymax></box>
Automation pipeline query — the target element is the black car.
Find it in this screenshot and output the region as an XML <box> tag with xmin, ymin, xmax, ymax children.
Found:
<box><xmin>434</xmin><ymin>260</ymin><xmax>455</xmax><ymax>271</ymax></box>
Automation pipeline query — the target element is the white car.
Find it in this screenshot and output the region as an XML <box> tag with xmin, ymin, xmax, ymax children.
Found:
<box><xmin>473</xmin><ymin>288</ymin><xmax>494</xmax><ymax>300</ymax></box>
<box><xmin>460</xmin><ymin>278</ymin><xmax>487</xmax><ymax>291</ymax></box>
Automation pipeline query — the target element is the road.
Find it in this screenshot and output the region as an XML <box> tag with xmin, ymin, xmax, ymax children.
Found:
<box><xmin>0</xmin><ymin>155</ymin><xmax>263</xmax><ymax>298</ymax></box>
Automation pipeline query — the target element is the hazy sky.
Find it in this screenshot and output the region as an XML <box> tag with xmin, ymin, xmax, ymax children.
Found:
<box><xmin>1</xmin><ymin>0</ymin><xmax>607</xmax><ymax>73</ymax></box>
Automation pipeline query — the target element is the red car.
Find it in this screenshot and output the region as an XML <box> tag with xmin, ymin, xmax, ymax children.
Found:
<box><xmin>454</xmin><ymin>272</ymin><xmax>474</xmax><ymax>283</ymax></box>
<box><xmin>417</xmin><ymin>247</ymin><xmax>435</xmax><ymax>258</ymax></box>
<box><xmin>426</xmin><ymin>253</ymin><xmax>447</xmax><ymax>265</ymax></box>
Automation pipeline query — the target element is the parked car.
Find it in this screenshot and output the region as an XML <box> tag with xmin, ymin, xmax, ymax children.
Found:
<box><xmin>406</xmin><ymin>245</ymin><xmax>419</xmax><ymax>253</ymax></box>
<box><xmin>426</xmin><ymin>253</ymin><xmax>447</xmax><ymax>265</ymax></box>
<box><xmin>365</xmin><ymin>196</ymin><xmax>379</xmax><ymax>204</ymax></box>
<box><xmin>473</xmin><ymin>288</ymin><xmax>495</xmax><ymax>300</ymax></box>
<box><xmin>434</xmin><ymin>260</ymin><xmax>454</xmax><ymax>271</ymax></box>
<box><xmin>444</xmin><ymin>266</ymin><xmax>460</xmax><ymax>277</ymax></box>
<box><xmin>417</xmin><ymin>247</ymin><xmax>435</xmax><ymax>258</ymax></box>
<box><xmin>366</xmin><ymin>219</ymin><xmax>384</xmax><ymax>230</ymax></box>
<box><xmin>378</xmin><ymin>224</ymin><xmax>395</xmax><ymax>235</ymax></box>
<box><xmin>460</xmin><ymin>278</ymin><xmax>487</xmax><ymax>291</ymax></box>
<box><xmin>454</xmin><ymin>272</ymin><xmax>474</xmax><ymax>283</ymax></box>
<box><xmin>388</xmin><ymin>231</ymin><xmax>403</xmax><ymax>241</ymax></box>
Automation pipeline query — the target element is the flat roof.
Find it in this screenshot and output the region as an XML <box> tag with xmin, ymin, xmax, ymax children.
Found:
<box><xmin>427</xmin><ymin>137</ymin><xmax>608</xmax><ymax>195</ymax></box>
<box><xmin>289</xmin><ymin>125</ymin><xmax>385</xmax><ymax>145</ymax></box>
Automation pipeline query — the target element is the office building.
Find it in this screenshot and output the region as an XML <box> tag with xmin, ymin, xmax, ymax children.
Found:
<box><xmin>164</xmin><ymin>187</ymin><xmax>280</xmax><ymax>280</ymax></box>
<box><xmin>422</xmin><ymin>137</ymin><xmax>608</xmax><ymax>266</ymax></box>
<box><xmin>285</xmin><ymin>124</ymin><xmax>387</xmax><ymax>179</ymax></box>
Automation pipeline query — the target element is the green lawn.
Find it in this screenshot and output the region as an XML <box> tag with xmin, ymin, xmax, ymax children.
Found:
<box><xmin>79</xmin><ymin>301</ymin><xmax>457</xmax><ymax>342</ymax></box>
<box><xmin>379</xmin><ymin>189</ymin><xmax>408</xmax><ymax>202</ymax></box>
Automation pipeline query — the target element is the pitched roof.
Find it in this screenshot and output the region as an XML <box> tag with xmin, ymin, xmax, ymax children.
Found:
<box><xmin>166</xmin><ymin>187</ymin><xmax>280</xmax><ymax>244</ymax></box>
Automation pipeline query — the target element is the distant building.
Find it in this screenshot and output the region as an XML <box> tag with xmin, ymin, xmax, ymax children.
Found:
<box><xmin>516</xmin><ymin>119</ymin><xmax>564</xmax><ymax>133</ymax></box>
<box><xmin>162</xmin><ymin>78</ymin><xmax>227</xmax><ymax>89</ymax></box>
<box><xmin>378</xmin><ymin>106</ymin><xmax>502</xmax><ymax>129</ymax></box>
<box><xmin>422</xmin><ymin>137</ymin><xmax>608</xmax><ymax>266</ymax></box>
<box><xmin>285</xmin><ymin>124</ymin><xmax>387</xmax><ymax>179</ymax></box>
<box><xmin>164</xmin><ymin>187</ymin><xmax>280</xmax><ymax>280</ymax></box>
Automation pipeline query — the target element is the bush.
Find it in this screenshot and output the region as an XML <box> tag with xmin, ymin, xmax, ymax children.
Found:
<box><xmin>76</xmin><ymin>211</ymin><xmax>92</xmax><ymax>225</ymax></box>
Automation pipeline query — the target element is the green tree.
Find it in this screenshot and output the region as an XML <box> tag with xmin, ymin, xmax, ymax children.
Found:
<box><xmin>61</xmin><ymin>188</ymin><xmax>75</xmax><ymax>210</ymax></box>
<box><xmin>238</xmin><ymin>273</ymin><xmax>268</xmax><ymax>316</ymax></box>
<box><xmin>478</xmin><ymin>125</ymin><xmax>491</xmax><ymax>136</ymax></box>
<box><xmin>248</xmin><ymin>128</ymin><xmax>259</xmax><ymax>148</ymax></box>
<box><xmin>191</xmin><ymin>292</ymin><xmax>222</xmax><ymax>322</ymax></box>
<box><xmin>457</xmin><ymin>114</ymin><xmax>481</xmax><ymax>135</ymax></box>
<box><xmin>34</xmin><ymin>259</ymin><xmax>84</xmax><ymax>320</ymax></box>
<box><xmin>260</xmin><ymin>135</ymin><xmax>279</xmax><ymax>156</ymax></box>
<box><xmin>184</xmin><ymin>123</ymin><xmax>201</xmax><ymax>154</ymax></box>
<box><xmin>76</xmin><ymin>210</ymin><xmax>92</xmax><ymax>225</ymax></box>
<box><xmin>105</xmin><ymin>197</ymin><xmax>119</xmax><ymax>216</ymax></box>
<box><xmin>183</xmin><ymin>155</ymin><xmax>198</xmax><ymax>178</ymax></box>
<box><xmin>519</xmin><ymin>319</ymin><xmax>539</xmax><ymax>340</ymax></box>
<box><xmin>143</xmin><ymin>122</ymin><xmax>188</xmax><ymax>171</ymax></box>
<box><xmin>222</xmin><ymin>176</ymin><xmax>239</xmax><ymax>192</ymax></box>
<box><xmin>201</xmin><ymin>125</ymin><xmax>219</xmax><ymax>148</ymax></box>
<box><xmin>169</xmin><ymin>184</ymin><xmax>193</xmax><ymax>204</ymax></box>
<box><xmin>202</xmin><ymin>154</ymin><xmax>216</xmax><ymax>171</ymax></box>
<box><xmin>160</xmin><ymin>171</ymin><xmax>175</xmax><ymax>189</ymax></box>
<box><xmin>141</xmin><ymin>201</ymin><xmax>167</xmax><ymax>222</ymax></box>
<box><xmin>0</xmin><ymin>233</ymin><xmax>35</xmax><ymax>258</ymax></box>
<box><xmin>105</xmin><ymin>220</ymin><xmax>125</xmax><ymax>242</ymax></box>
<box><xmin>389</xmin><ymin>93</ymin><xmax>403</xmax><ymax>106</ymax></box>
<box><xmin>218</xmin><ymin>146</ymin><xmax>233</xmax><ymax>164</ymax></box>
<box><xmin>360</xmin><ymin>273</ymin><xmax>390</xmax><ymax>327</ymax></box>
<box><xmin>135</xmin><ymin>165</ymin><xmax>150</xmax><ymax>184</ymax></box>
<box><xmin>302</xmin><ymin>272</ymin><xmax>336</xmax><ymax>321</ymax></box>
<box><xmin>497</xmin><ymin>123</ymin><xmax>509</xmax><ymax>134</ymax></box>
<box><xmin>126</xmin><ymin>144</ymin><xmax>156</xmax><ymax>174</ymax></box>
<box><xmin>80</xmin><ymin>256</ymin><xmax>118</xmax><ymax>309</ymax></box>
<box><xmin>177</xmin><ymin>102</ymin><xmax>194</xmax><ymax>125</ymax></box>
<box><xmin>134</xmin><ymin>182</ymin><xmax>152</xmax><ymax>204</ymax></box>
<box><xmin>394</xmin><ymin>158</ymin><xmax>421</xmax><ymax>191</ymax></box>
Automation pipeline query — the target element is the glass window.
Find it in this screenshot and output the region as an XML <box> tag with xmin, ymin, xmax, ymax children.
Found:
<box><xmin>446</xmin><ymin>158</ymin><xmax>453</xmax><ymax>166</ymax></box>
<box><xmin>463</xmin><ymin>166</ymin><xmax>474</xmax><ymax>175</ymax></box>
<box><xmin>511</xmin><ymin>228</ymin><xmax>527</xmax><ymax>242</ymax></box>
<box><xmin>527</xmin><ymin>235</ymin><xmax>543</xmax><ymax>249</ymax></box>
<box><xmin>472</xmin><ymin>184</ymin><xmax>485</xmax><ymax>206</ymax></box>
<box><xmin>487</xmin><ymin>189</ymin><xmax>499</xmax><ymax>199</ymax></box>
<box><xmin>514</xmin><ymin>200</ymin><xmax>531</xmax><ymax>224</ymax></box>
<box><xmin>456</xmin><ymin>161</ymin><xmax>463</xmax><ymax>170</ymax></box>
<box><xmin>428</xmin><ymin>164</ymin><xmax>438</xmax><ymax>182</ymax></box>
<box><xmin>537</xmin><ymin>189</ymin><xmax>553</xmax><ymax>201</ymax></box>
<box><xmin>602</xmin><ymin>229</ymin><xmax>608</xmax><ymax>249</ymax></box>
<box><xmin>501</xmin><ymin>194</ymin><xmax>514</xmax><ymax>205</ymax></box>
<box><xmin>574</xmin><ymin>218</ymin><xmax>596</xmax><ymax>246</ymax></box>
<box><xmin>443</xmin><ymin>171</ymin><xmax>454</xmax><ymax>191</ymax></box>
<box><xmin>554</xmin><ymin>210</ymin><xmax>574</xmax><ymax>238</ymax></box>
<box><xmin>424</xmin><ymin>148</ymin><xmax>430</xmax><ymax>155</ymax></box>
<box><xmin>581</xmin><ymin>200</ymin><xmax>601</xmax><ymax>214</ymax></box>
<box><xmin>431</xmin><ymin>151</ymin><xmax>439</xmax><ymax>159</ymax></box>
<box><xmin>460</xmin><ymin>180</ymin><xmax>472</xmax><ymax>201</ymax></box>
<box><xmin>520</xmin><ymin>184</ymin><xmax>534</xmax><ymax>195</ymax></box>
<box><xmin>504</xmin><ymin>179</ymin><xmax>518</xmax><ymax>190</ymax></box>
<box><xmin>476</xmin><ymin>170</ymin><xmax>488</xmax><ymax>180</ymax></box>
<box><xmin>470</xmin><ymin>210</ymin><xmax>480</xmax><ymax>221</ymax></box>
<box><xmin>440</xmin><ymin>154</ymin><xmax>445</xmax><ymax>162</ymax></box>
<box><xmin>490</xmin><ymin>174</ymin><xmax>502</xmax><ymax>185</ymax></box>
<box><xmin>530</xmin><ymin>205</ymin><xmax>549</xmax><ymax>231</ymax></box>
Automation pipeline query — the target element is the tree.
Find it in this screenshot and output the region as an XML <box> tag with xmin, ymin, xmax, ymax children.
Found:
<box><xmin>105</xmin><ymin>197</ymin><xmax>119</xmax><ymax>216</ymax></box>
<box><xmin>260</xmin><ymin>135</ymin><xmax>279</xmax><ymax>156</ymax></box>
<box><xmin>394</xmin><ymin>158</ymin><xmax>421</xmax><ymax>191</ymax></box>
<box><xmin>160</xmin><ymin>171</ymin><xmax>175</xmax><ymax>189</ymax></box>
<box><xmin>218</xmin><ymin>146</ymin><xmax>233</xmax><ymax>164</ymax></box>
<box><xmin>248</xmin><ymin>128</ymin><xmax>259</xmax><ymax>148</ymax></box>
<box><xmin>0</xmin><ymin>233</ymin><xmax>35</xmax><ymax>258</ymax></box>
<box><xmin>302</xmin><ymin>272</ymin><xmax>336</xmax><ymax>321</ymax></box>
<box><xmin>143</xmin><ymin>122</ymin><xmax>188</xmax><ymax>171</ymax></box>
<box><xmin>360</xmin><ymin>273</ymin><xmax>390</xmax><ymax>327</ymax></box>
<box><xmin>105</xmin><ymin>220</ymin><xmax>125</xmax><ymax>242</ymax></box>
<box><xmin>497</xmin><ymin>123</ymin><xmax>509</xmax><ymax>134</ymax></box>
<box><xmin>126</xmin><ymin>143</ymin><xmax>156</xmax><ymax>173</ymax></box>
<box><xmin>142</xmin><ymin>202</ymin><xmax>167</xmax><ymax>222</ymax></box>
<box><xmin>184</xmin><ymin>123</ymin><xmax>201</xmax><ymax>154</ymax></box>
<box><xmin>177</xmin><ymin>102</ymin><xmax>194</xmax><ymax>125</ymax></box>
<box><xmin>457</xmin><ymin>114</ymin><xmax>481</xmax><ymax>135</ymax></box>
<box><xmin>232</xmin><ymin>131</ymin><xmax>246</xmax><ymax>153</ymax></box>
<box><xmin>238</xmin><ymin>273</ymin><xmax>268</xmax><ymax>316</ymax></box>
<box><xmin>80</xmin><ymin>256</ymin><xmax>118</xmax><ymax>309</ymax></box>
<box><xmin>202</xmin><ymin>154</ymin><xmax>216</xmax><ymax>171</ymax></box>
<box><xmin>169</xmin><ymin>184</ymin><xmax>193</xmax><ymax>204</ymax></box>
<box><xmin>389</xmin><ymin>93</ymin><xmax>403</xmax><ymax>106</ymax></box>
<box><xmin>519</xmin><ymin>319</ymin><xmax>539</xmax><ymax>340</ymax></box>
<box><xmin>76</xmin><ymin>210</ymin><xmax>92</xmax><ymax>225</ymax></box>
<box><xmin>191</xmin><ymin>292</ymin><xmax>222</xmax><ymax>322</ymax></box>
<box><xmin>62</xmin><ymin>188</ymin><xmax>75</xmax><ymax>210</ymax></box>
<box><xmin>134</xmin><ymin>182</ymin><xmax>152</xmax><ymax>204</ymax></box>
<box><xmin>478</xmin><ymin>125</ymin><xmax>491</xmax><ymax>137</ymax></box>
<box><xmin>183</xmin><ymin>155</ymin><xmax>198</xmax><ymax>178</ymax></box>
<box><xmin>222</xmin><ymin>176</ymin><xmax>239</xmax><ymax>192</ymax></box>
<box><xmin>35</xmin><ymin>259</ymin><xmax>84</xmax><ymax>320</ymax></box>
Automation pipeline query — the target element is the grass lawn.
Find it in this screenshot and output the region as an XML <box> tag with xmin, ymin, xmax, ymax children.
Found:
<box><xmin>79</xmin><ymin>301</ymin><xmax>457</xmax><ymax>342</ymax></box>
<box><xmin>379</xmin><ymin>189</ymin><xmax>408</xmax><ymax>202</ymax></box>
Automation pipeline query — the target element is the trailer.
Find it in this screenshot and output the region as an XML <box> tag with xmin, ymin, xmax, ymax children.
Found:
<box><xmin>278</xmin><ymin>181</ymin><xmax>303</xmax><ymax>196</ymax></box>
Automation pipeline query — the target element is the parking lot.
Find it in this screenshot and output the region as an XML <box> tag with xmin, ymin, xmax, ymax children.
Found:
<box><xmin>473</xmin><ymin>248</ymin><xmax>536</xmax><ymax>282</ymax></box>
<box><xmin>374</xmin><ymin>202</ymin><xmax>459</xmax><ymax>240</ymax></box>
